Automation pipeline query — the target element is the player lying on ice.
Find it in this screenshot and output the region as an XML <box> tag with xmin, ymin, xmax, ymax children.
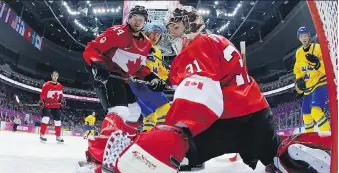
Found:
<box><xmin>77</xmin><ymin>6</ymin><xmax>332</xmax><ymax>173</ymax></box>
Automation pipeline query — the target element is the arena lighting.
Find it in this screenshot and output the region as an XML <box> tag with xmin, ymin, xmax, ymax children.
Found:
<box><xmin>62</xmin><ymin>1</ymin><xmax>80</xmax><ymax>15</ymax></box>
<box><xmin>74</xmin><ymin>19</ymin><xmax>88</xmax><ymax>32</ymax></box>
<box><xmin>214</xmin><ymin>1</ymin><xmax>218</xmax><ymax>5</ymax></box>
<box><xmin>198</xmin><ymin>9</ymin><xmax>210</xmax><ymax>15</ymax></box>
<box><xmin>224</xmin><ymin>1</ymin><xmax>242</xmax><ymax>17</ymax></box>
<box><xmin>86</xmin><ymin>1</ymin><xmax>90</xmax><ymax>4</ymax></box>
<box><xmin>93</xmin><ymin>7</ymin><xmax>120</xmax><ymax>14</ymax></box>
<box><xmin>217</xmin><ymin>21</ymin><xmax>230</xmax><ymax>33</ymax></box>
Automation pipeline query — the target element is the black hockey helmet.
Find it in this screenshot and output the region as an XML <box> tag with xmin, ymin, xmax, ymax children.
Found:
<box><xmin>128</xmin><ymin>5</ymin><xmax>148</xmax><ymax>22</ymax></box>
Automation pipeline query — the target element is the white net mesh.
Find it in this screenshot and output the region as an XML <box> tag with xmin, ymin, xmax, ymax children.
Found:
<box><xmin>313</xmin><ymin>1</ymin><xmax>338</xmax><ymax>87</ymax></box>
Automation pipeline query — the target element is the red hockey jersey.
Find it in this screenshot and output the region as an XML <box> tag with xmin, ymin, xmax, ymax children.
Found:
<box><xmin>40</xmin><ymin>81</ymin><xmax>64</xmax><ymax>109</ymax></box>
<box><xmin>166</xmin><ymin>34</ymin><xmax>269</xmax><ymax>136</ymax></box>
<box><xmin>83</xmin><ymin>25</ymin><xmax>153</xmax><ymax>79</ymax></box>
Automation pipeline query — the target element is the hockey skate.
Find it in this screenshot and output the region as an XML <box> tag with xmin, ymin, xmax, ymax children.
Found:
<box><xmin>288</xmin><ymin>143</ymin><xmax>331</xmax><ymax>173</ymax></box>
<box><xmin>40</xmin><ymin>134</ymin><xmax>47</xmax><ymax>144</ymax></box>
<box><xmin>56</xmin><ymin>136</ymin><xmax>64</xmax><ymax>144</ymax></box>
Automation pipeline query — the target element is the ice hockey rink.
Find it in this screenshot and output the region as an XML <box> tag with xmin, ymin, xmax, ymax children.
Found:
<box><xmin>0</xmin><ymin>131</ymin><xmax>266</xmax><ymax>173</ymax></box>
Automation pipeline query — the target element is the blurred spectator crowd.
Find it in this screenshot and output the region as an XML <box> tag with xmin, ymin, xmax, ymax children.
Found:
<box><xmin>0</xmin><ymin>64</ymin><xmax>96</xmax><ymax>97</ymax></box>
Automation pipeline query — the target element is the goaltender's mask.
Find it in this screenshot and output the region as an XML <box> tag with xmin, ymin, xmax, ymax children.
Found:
<box><xmin>164</xmin><ymin>6</ymin><xmax>205</xmax><ymax>54</ymax></box>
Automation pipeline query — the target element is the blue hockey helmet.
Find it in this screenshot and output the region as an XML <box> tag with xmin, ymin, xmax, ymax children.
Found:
<box><xmin>297</xmin><ymin>27</ymin><xmax>310</xmax><ymax>38</ymax></box>
<box><xmin>147</xmin><ymin>25</ymin><xmax>165</xmax><ymax>34</ymax></box>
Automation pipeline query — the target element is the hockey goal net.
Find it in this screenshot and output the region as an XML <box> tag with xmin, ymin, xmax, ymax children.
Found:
<box><xmin>307</xmin><ymin>1</ymin><xmax>338</xmax><ymax>173</ymax></box>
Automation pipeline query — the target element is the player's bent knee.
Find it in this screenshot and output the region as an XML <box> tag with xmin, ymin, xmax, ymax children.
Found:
<box><xmin>54</xmin><ymin>120</ymin><xmax>61</xmax><ymax>126</ymax></box>
<box><xmin>127</xmin><ymin>102</ymin><xmax>141</xmax><ymax>122</ymax></box>
<box><xmin>41</xmin><ymin>116</ymin><xmax>50</xmax><ymax>124</ymax></box>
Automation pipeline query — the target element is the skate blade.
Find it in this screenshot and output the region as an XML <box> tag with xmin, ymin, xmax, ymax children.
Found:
<box><xmin>288</xmin><ymin>144</ymin><xmax>330</xmax><ymax>173</ymax></box>
<box><xmin>40</xmin><ymin>140</ymin><xmax>46</xmax><ymax>144</ymax></box>
<box><xmin>102</xmin><ymin>164</ymin><xmax>115</xmax><ymax>173</ymax></box>
<box><xmin>76</xmin><ymin>161</ymin><xmax>93</xmax><ymax>173</ymax></box>
<box><xmin>57</xmin><ymin>141</ymin><xmax>64</xmax><ymax>144</ymax></box>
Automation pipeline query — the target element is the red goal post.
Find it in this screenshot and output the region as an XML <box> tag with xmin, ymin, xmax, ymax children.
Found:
<box><xmin>307</xmin><ymin>1</ymin><xmax>338</xmax><ymax>173</ymax></box>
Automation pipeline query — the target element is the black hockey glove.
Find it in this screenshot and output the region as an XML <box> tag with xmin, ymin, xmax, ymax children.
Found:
<box><xmin>144</xmin><ymin>73</ymin><xmax>167</xmax><ymax>92</ymax></box>
<box><xmin>91</xmin><ymin>61</ymin><xmax>110</xmax><ymax>82</ymax></box>
<box><xmin>295</xmin><ymin>78</ymin><xmax>306</xmax><ymax>92</ymax></box>
<box><xmin>150</xmin><ymin>78</ymin><xmax>167</xmax><ymax>92</ymax></box>
<box><xmin>305</xmin><ymin>54</ymin><xmax>321</xmax><ymax>70</ymax></box>
<box><xmin>38</xmin><ymin>99</ymin><xmax>45</xmax><ymax>109</ymax></box>
<box><xmin>296</xmin><ymin>92</ymin><xmax>304</xmax><ymax>99</ymax></box>
<box><xmin>149</xmin><ymin>47</ymin><xmax>156</xmax><ymax>55</ymax></box>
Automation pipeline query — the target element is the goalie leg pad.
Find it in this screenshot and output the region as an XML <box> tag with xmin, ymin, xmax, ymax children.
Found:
<box><xmin>104</xmin><ymin>125</ymin><xmax>188</xmax><ymax>173</ymax></box>
<box><xmin>87</xmin><ymin>113</ymin><xmax>137</xmax><ymax>163</ymax></box>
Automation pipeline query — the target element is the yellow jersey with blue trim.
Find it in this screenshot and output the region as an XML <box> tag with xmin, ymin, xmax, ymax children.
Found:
<box><xmin>85</xmin><ymin>115</ymin><xmax>96</xmax><ymax>126</ymax></box>
<box><xmin>146</xmin><ymin>46</ymin><xmax>169</xmax><ymax>80</ymax></box>
<box><xmin>294</xmin><ymin>43</ymin><xmax>326</xmax><ymax>95</ymax></box>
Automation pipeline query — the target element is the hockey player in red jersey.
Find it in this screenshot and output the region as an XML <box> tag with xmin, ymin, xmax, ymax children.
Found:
<box><xmin>39</xmin><ymin>71</ymin><xmax>66</xmax><ymax>144</ymax></box>
<box><xmin>80</xmin><ymin>5</ymin><xmax>167</xmax><ymax>172</ymax></box>
<box><xmin>97</xmin><ymin>6</ymin><xmax>334</xmax><ymax>173</ymax></box>
<box><xmin>82</xmin><ymin>6</ymin><xmax>332</xmax><ymax>173</ymax></box>
<box><xmin>98</xmin><ymin>6</ymin><xmax>280</xmax><ymax>173</ymax></box>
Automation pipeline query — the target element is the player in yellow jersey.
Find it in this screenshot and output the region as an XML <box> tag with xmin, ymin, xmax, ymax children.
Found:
<box><xmin>294</xmin><ymin>27</ymin><xmax>329</xmax><ymax>132</ymax></box>
<box><xmin>84</xmin><ymin>112</ymin><xmax>96</xmax><ymax>139</ymax></box>
<box><xmin>129</xmin><ymin>25</ymin><xmax>171</xmax><ymax>131</ymax></box>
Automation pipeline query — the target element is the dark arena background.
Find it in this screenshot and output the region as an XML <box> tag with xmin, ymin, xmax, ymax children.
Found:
<box><xmin>0</xmin><ymin>0</ymin><xmax>337</xmax><ymax>173</ymax></box>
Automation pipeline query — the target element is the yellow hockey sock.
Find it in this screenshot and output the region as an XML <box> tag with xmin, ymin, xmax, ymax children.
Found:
<box><xmin>143</xmin><ymin>112</ymin><xmax>156</xmax><ymax>132</ymax></box>
<box><xmin>84</xmin><ymin>130</ymin><xmax>90</xmax><ymax>137</ymax></box>
<box><xmin>154</xmin><ymin>103</ymin><xmax>170</xmax><ymax>125</ymax></box>
<box><xmin>303</xmin><ymin>114</ymin><xmax>315</xmax><ymax>132</ymax></box>
<box><xmin>90</xmin><ymin>130</ymin><xmax>95</xmax><ymax>136</ymax></box>
<box><xmin>311</xmin><ymin>106</ymin><xmax>330</xmax><ymax>131</ymax></box>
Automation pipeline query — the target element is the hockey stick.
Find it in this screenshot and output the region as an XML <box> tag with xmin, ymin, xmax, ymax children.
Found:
<box><xmin>305</xmin><ymin>34</ymin><xmax>318</xmax><ymax>76</ymax></box>
<box><xmin>14</xmin><ymin>95</ymin><xmax>40</xmax><ymax>107</ymax></box>
<box><xmin>109</xmin><ymin>74</ymin><xmax>174</xmax><ymax>90</ymax></box>
<box><xmin>150</xmin><ymin>54</ymin><xmax>171</xmax><ymax>69</ymax></box>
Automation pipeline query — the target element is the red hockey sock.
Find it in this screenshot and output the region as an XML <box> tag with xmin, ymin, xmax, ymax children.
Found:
<box><xmin>40</xmin><ymin>123</ymin><xmax>48</xmax><ymax>135</ymax></box>
<box><xmin>55</xmin><ymin>126</ymin><xmax>61</xmax><ymax>136</ymax></box>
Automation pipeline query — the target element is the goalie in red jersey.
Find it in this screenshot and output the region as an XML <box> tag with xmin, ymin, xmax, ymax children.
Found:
<box><xmin>79</xmin><ymin>5</ymin><xmax>167</xmax><ymax>172</ymax></box>
<box><xmin>94</xmin><ymin>6</ymin><xmax>332</xmax><ymax>173</ymax></box>
<box><xmin>39</xmin><ymin>71</ymin><xmax>66</xmax><ymax>144</ymax></box>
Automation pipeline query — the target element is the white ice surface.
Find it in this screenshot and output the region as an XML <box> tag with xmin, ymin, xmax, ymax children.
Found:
<box><xmin>0</xmin><ymin>131</ymin><xmax>266</xmax><ymax>173</ymax></box>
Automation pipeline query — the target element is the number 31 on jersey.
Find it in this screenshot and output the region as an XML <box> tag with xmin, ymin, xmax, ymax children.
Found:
<box><xmin>185</xmin><ymin>45</ymin><xmax>250</xmax><ymax>86</ymax></box>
